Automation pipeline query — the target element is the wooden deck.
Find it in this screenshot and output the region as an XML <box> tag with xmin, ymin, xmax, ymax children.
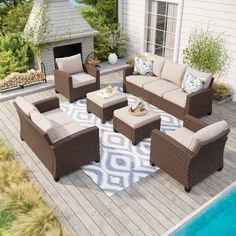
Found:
<box><xmin>0</xmin><ymin>71</ymin><xmax>235</xmax><ymax>236</ymax></box>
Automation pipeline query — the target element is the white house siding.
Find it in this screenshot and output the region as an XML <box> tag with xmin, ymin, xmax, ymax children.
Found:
<box><xmin>178</xmin><ymin>0</ymin><xmax>236</xmax><ymax>100</ymax></box>
<box><xmin>120</xmin><ymin>0</ymin><xmax>145</xmax><ymax>55</ymax></box>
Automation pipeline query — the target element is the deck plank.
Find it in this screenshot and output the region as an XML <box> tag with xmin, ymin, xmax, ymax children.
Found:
<box><xmin>0</xmin><ymin>71</ymin><xmax>235</xmax><ymax>235</ymax></box>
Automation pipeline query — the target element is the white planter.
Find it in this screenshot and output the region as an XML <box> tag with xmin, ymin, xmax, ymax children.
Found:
<box><xmin>108</xmin><ymin>53</ymin><xmax>118</xmax><ymax>65</ymax></box>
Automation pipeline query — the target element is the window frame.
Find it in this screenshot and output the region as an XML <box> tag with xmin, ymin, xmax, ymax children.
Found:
<box><xmin>143</xmin><ymin>0</ymin><xmax>183</xmax><ymax>62</ymax></box>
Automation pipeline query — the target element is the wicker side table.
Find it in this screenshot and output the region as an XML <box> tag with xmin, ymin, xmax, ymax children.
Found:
<box><xmin>113</xmin><ymin>106</ymin><xmax>161</xmax><ymax>145</ymax></box>
<box><xmin>86</xmin><ymin>89</ymin><xmax>128</xmax><ymax>123</ymax></box>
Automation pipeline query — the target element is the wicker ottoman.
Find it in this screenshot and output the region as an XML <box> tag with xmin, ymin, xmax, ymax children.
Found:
<box><xmin>113</xmin><ymin>106</ymin><xmax>161</xmax><ymax>145</ymax></box>
<box><xmin>87</xmin><ymin>89</ymin><xmax>128</xmax><ymax>123</ymax></box>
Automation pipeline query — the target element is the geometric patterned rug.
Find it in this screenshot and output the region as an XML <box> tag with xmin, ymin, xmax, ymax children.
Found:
<box><xmin>60</xmin><ymin>86</ymin><xmax>181</xmax><ymax>196</ymax></box>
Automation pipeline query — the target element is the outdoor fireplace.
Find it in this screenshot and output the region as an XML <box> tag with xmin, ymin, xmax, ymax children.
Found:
<box><xmin>24</xmin><ymin>0</ymin><xmax>99</xmax><ymax>75</ymax></box>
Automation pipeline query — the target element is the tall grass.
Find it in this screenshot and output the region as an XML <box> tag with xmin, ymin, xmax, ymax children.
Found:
<box><xmin>8</xmin><ymin>207</ymin><xmax>65</xmax><ymax>236</ymax></box>
<box><xmin>0</xmin><ymin>141</ymin><xmax>68</xmax><ymax>236</ymax></box>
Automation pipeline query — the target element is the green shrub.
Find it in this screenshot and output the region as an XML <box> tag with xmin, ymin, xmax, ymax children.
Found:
<box><xmin>1</xmin><ymin>3</ymin><xmax>32</xmax><ymax>34</ymax></box>
<box><xmin>0</xmin><ymin>33</ymin><xmax>34</xmax><ymax>79</ymax></box>
<box><xmin>0</xmin><ymin>209</ymin><xmax>15</xmax><ymax>230</ymax></box>
<box><xmin>183</xmin><ymin>28</ymin><xmax>230</xmax><ymax>77</ymax></box>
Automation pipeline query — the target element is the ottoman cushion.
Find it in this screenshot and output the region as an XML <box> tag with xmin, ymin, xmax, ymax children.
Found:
<box><xmin>87</xmin><ymin>90</ymin><xmax>127</xmax><ymax>108</ymax></box>
<box><xmin>114</xmin><ymin>106</ymin><xmax>160</xmax><ymax>129</ymax></box>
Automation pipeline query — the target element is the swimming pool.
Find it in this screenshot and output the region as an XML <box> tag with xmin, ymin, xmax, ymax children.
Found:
<box><xmin>167</xmin><ymin>182</ymin><xmax>236</xmax><ymax>236</ymax></box>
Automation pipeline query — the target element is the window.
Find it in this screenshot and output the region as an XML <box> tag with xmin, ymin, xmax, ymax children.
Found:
<box><xmin>145</xmin><ymin>0</ymin><xmax>179</xmax><ymax>60</ymax></box>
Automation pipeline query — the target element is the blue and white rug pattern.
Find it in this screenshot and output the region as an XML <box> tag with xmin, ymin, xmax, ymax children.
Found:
<box><xmin>60</xmin><ymin>87</ymin><xmax>181</xmax><ymax>196</ymax></box>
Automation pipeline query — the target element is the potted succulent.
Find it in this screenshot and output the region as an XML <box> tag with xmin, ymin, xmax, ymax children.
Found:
<box><xmin>183</xmin><ymin>27</ymin><xmax>231</xmax><ymax>103</ymax></box>
<box><xmin>107</xmin><ymin>27</ymin><xmax>127</xmax><ymax>65</ymax></box>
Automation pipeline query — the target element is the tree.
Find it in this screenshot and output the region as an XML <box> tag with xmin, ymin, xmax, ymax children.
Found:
<box><xmin>0</xmin><ymin>0</ymin><xmax>31</xmax><ymax>7</ymax></box>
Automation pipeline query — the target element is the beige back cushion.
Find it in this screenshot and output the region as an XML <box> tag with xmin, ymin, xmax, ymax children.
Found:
<box><xmin>56</xmin><ymin>53</ymin><xmax>84</xmax><ymax>75</ymax></box>
<box><xmin>15</xmin><ymin>96</ymin><xmax>37</xmax><ymax>116</ymax></box>
<box><xmin>188</xmin><ymin>120</ymin><xmax>228</xmax><ymax>152</ymax></box>
<box><xmin>144</xmin><ymin>53</ymin><xmax>165</xmax><ymax>77</ymax></box>
<box><xmin>186</xmin><ymin>67</ymin><xmax>212</xmax><ymax>89</ymax></box>
<box><xmin>30</xmin><ymin>110</ymin><xmax>59</xmax><ymax>143</ymax></box>
<box><xmin>161</xmin><ymin>61</ymin><xmax>187</xmax><ymax>86</ymax></box>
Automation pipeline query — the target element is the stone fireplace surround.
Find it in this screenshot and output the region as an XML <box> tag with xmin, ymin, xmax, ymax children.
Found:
<box><xmin>24</xmin><ymin>0</ymin><xmax>98</xmax><ymax>75</ymax></box>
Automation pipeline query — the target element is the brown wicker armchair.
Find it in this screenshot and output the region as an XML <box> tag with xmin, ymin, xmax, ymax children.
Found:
<box><xmin>54</xmin><ymin>55</ymin><xmax>100</xmax><ymax>103</ymax></box>
<box><xmin>150</xmin><ymin>115</ymin><xmax>230</xmax><ymax>192</ymax></box>
<box><xmin>14</xmin><ymin>97</ymin><xmax>100</xmax><ymax>181</ymax></box>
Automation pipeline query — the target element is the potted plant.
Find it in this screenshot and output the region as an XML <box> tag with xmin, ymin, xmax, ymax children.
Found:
<box><xmin>183</xmin><ymin>27</ymin><xmax>231</xmax><ymax>103</ymax></box>
<box><xmin>107</xmin><ymin>27</ymin><xmax>127</xmax><ymax>65</ymax></box>
<box><xmin>212</xmin><ymin>82</ymin><xmax>232</xmax><ymax>104</ymax></box>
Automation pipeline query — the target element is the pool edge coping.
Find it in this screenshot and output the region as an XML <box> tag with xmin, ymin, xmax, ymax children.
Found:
<box><xmin>164</xmin><ymin>181</ymin><xmax>236</xmax><ymax>236</ymax></box>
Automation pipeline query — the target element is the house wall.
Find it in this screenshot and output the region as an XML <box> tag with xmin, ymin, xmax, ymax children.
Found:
<box><xmin>37</xmin><ymin>36</ymin><xmax>94</xmax><ymax>75</ymax></box>
<box><xmin>178</xmin><ymin>0</ymin><xmax>236</xmax><ymax>101</ymax></box>
<box><xmin>120</xmin><ymin>0</ymin><xmax>145</xmax><ymax>55</ymax></box>
<box><xmin>120</xmin><ymin>0</ymin><xmax>236</xmax><ymax>100</ymax></box>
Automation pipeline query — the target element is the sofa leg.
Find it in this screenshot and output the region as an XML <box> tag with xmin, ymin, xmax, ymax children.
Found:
<box><xmin>20</xmin><ymin>136</ymin><xmax>24</xmax><ymax>141</ymax></box>
<box><xmin>150</xmin><ymin>162</ymin><xmax>155</xmax><ymax>167</ymax></box>
<box><xmin>102</xmin><ymin>120</ymin><xmax>106</xmax><ymax>124</ymax></box>
<box><xmin>55</xmin><ymin>89</ymin><xmax>59</xmax><ymax>94</ymax></box>
<box><xmin>113</xmin><ymin>128</ymin><xmax>118</xmax><ymax>133</ymax></box>
<box><xmin>54</xmin><ymin>176</ymin><xmax>60</xmax><ymax>182</ymax></box>
<box><xmin>95</xmin><ymin>159</ymin><xmax>100</xmax><ymax>163</ymax></box>
<box><xmin>132</xmin><ymin>141</ymin><xmax>137</xmax><ymax>146</ymax></box>
<box><xmin>207</xmin><ymin>111</ymin><xmax>212</xmax><ymax>115</ymax></box>
<box><xmin>184</xmin><ymin>186</ymin><xmax>192</xmax><ymax>193</ymax></box>
<box><xmin>218</xmin><ymin>166</ymin><xmax>223</xmax><ymax>171</ymax></box>
<box><xmin>69</xmin><ymin>100</ymin><xmax>74</xmax><ymax>103</ymax></box>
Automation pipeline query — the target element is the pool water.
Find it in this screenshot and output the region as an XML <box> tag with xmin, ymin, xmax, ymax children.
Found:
<box><xmin>170</xmin><ymin>186</ymin><xmax>236</xmax><ymax>236</ymax></box>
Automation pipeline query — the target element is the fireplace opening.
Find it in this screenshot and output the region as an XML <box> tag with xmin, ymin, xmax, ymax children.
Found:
<box><xmin>53</xmin><ymin>42</ymin><xmax>82</xmax><ymax>59</ymax></box>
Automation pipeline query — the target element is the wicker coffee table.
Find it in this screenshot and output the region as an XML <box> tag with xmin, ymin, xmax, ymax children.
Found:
<box><xmin>86</xmin><ymin>89</ymin><xmax>128</xmax><ymax>123</ymax></box>
<box><xmin>113</xmin><ymin>106</ymin><xmax>161</xmax><ymax>145</ymax></box>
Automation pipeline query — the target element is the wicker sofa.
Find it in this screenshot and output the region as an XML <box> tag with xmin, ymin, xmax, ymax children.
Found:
<box><xmin>150</xmin><ymin>115</ymin><xmax>230</xmax><ymax>192</ymax></box>
<box><xmin>54</xmin><ymin>53</ymin><xmax>100</xmax><ymax>103</ymax></box>
<box><xmin>14</xmin><ymin>96</ymin><xmax>100</xmax><ymax>181</ymax></box>
<box><xmin>123</xmin><ymin>53</ymin><xmax>214</xmax><ymax>120</ymax></box>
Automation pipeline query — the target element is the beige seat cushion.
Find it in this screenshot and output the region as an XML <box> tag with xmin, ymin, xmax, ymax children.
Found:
<box><xmin>114</xmin><ymin>106</ymin><xmax>160</xmax><ymax>129</ymax></box>
<box><xmin>56</xmin><ymin>53</ymin><xmax>84</xmax><ymax>75</ymax></box>
<box><xmin>186</xmin><ymin>67</ymin><xmax>212</xmax><ymax>89</ymax></box>
<box><xmin>43</xmin><ymin>108</ymin><xmax>75</xmax><ymax>127</ymax></box>
<box><xmin>143</xmin><ymin>53</ymin><xmax>165</xmax><ymax>77</ymax></box>
<box><xmin>126</xmin><ymin>75</ymin><xmax>159</xmax><ymax>88</ymax></box>
<box><xmin>72</xmin><ymin>72</ymin><xmax>96</xmax><ymax>88</ymax></box>
<box><xmin>143</xmin><ymin>80</ymin><xmax>179</xmax><ymax>97</ymax></box>
<box><xmin>87</xmin><ymin>90</ymin><xmax>127</xmax><ymax>108</ymax></box>
<box><xmin>31</xmin><ymin>108</ymin><xmax>86</xmax><ymax>143</ymax></box>
<box><xmin>161</xmin><ymin>61</ymin><xmax>187</xmax><ymax>86</ymax></box>
<box><xmin>15</xmin><ymin>96</ymin><xmax>38</xmax><ymax>116</ymax></box>
<box><xmin>188</xmin><ymin>120</ymin><xmax>228</xmax><ymax>152</ymax></box>
<box><xmin>167</xmin><ymin>127</ymin><xmax>194</xmax><ymax>148</ymax></box>
<box><xmin>56</xmin><ymin>122</ymin><xmax>85</xmax><ymax>141</ymax></box>
<box><xmin>163</xmin><ymin>88</ymin><xmax>187</xmax><ymax>108</ymax></box>
<box><xmin>30</xmin><ymin>110</ymin><xmax>59</xmax><ymax>143</ymax></box>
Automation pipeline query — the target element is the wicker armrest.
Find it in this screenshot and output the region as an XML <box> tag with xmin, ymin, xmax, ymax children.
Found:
<box><xmin>185</xmin><ymin>88</ymin><xmax>213</xmax><ymax>117</ymax></box>
<box><xmin>123</xmin><ymin>65</ymin><xmax>134</xmax><ymax>81</ymax></box>
<box><xmin>34</xmin><ymin>97</ymin><xmax>60</xmax><ymax>113</ymax></box>
<box><xmin>183</xmin><ymin>115</ymin><xmax>207</xmax><ymax>132</ymax></box>
<box><xmin>83</xmin><ymin>64</ymin><xmax>100</xmax><ymax>80</ymax></box>
<box><xmin>151</xmin><ymin>129</ymin><xmax>194</xmax><ymax>164</ymax></box>
<box><xmin>54</xmin><ymin>69</ymin><xmax>72</xmax><ymax>83</ymax></box>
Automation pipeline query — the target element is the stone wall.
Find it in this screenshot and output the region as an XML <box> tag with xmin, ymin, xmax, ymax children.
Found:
<box><xmin>37</xmin><ymin>36</ymin><xmax>94</xmax><ymax>75</ymax></box>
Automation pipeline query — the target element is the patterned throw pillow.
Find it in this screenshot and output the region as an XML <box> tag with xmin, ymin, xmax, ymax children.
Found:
<box><xmin>181</xmin><ymin>72</ymin><xmax>204</xmax><ymax>94</ymax></box>
<box><xmin>133</xmin><ymin>57</ymin><xmax>154</xmax><ymax>76</ymax></box>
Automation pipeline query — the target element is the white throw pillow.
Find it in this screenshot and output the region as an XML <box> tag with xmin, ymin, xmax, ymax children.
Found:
<box><xmin>30</xmin><ymin>110</ymin><xmax>59</xmax><ymax>143</ymax></box>
<box><xmin>186</xmin><ymin>67</ymin><xmax>212</xmax><ymax>89</ymax></box>
<box><xmin>56</xmin><ymin>53</ymin><xmax>84</xmax><ymax>75</ymax></box>
<box><xmin>181</xmin><ymin>72</ymin><xmax>204</xmax><ymax>94</ymax></box>
<box><xmin>133</xmin><ymin>57</ymin><xmax>154</xmax><ymax>76</ymax></box>
<box><xmin>188</xmin><ymin>120</ymin><xmax>228</xmax><ymax>152</ymax></box>
<box><xmin>15</xmin><ymin>96</ymin><xmax>38</xmax><ymax>117</ymax></box>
